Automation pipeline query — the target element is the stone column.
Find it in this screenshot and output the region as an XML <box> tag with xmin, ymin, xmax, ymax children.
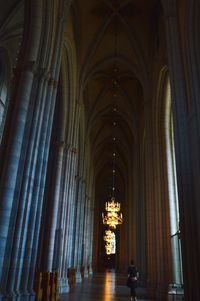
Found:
<box><xmin>0</xmin><ymin>0</ymin><xmax>43</xmax><ymax>298</ymax></box>
<box><xmin>59</xmin><ymin>145</ymin><xmax>78</xmax><ymax>293</ymax></box>
<box><xmin>77</xmin><ymin>180</ymin><xmax>86</xmax><ymax>274</ymax></box>
<box><xmin>162</xmin><ymin>0</ymin><xmax>199</xmax><ymax>299</ymax></box>
<box><xmin>0</xmin><ymin>0</ymin><xmax>66</xmax><ymax>299</ymax></box>
<box><xmin>183</xmin><ymin>1</ymin><xmax>200</xmax><ymax>297</ymax></box>
<box><xmin>5</xmin><ymin>69</ymin><xmax>50</xmax><ymax>298</ymax></box>
<box><xmin>44</xmin><ymin>64</ymin><xmax>73</xmax><ymax>273</ymax></box>
<box><xmin>45</xmin><ymin>141</ymin><xmax>67</xmax><ymax>272</ymax></box>
<box><xmin>137</xmin><ymin>137</ymin><xmax>147</xmax><ymax>286</ymax></box>
<box><xmin>73</xmin><ymin>176</ymin><xmax>83</xmax><ymax>282</ymax></box>
<box><xmin>144</xmin><ymin>101</ymin><xmax>157</xmax><ymax>299</ymax></box>
<box><xmin>144</xmin><ymin>79</ymin><xmax>173</xmax><ymax>299</ymax></box>
<box><xmin>85</xmin><ymin>193</ymin><xmax>95</xmax><ymax>276</ymax></box>
<box><xmin>85</xmin><ymin>171</ymin><xmax>95</xmax><ymax>275</ymax></box>
<box><xmin>58</xmin><ymin>103</ymin><xmax>80</xmax><ymax>293</ymax></box>
<box><xmin>81</xmin><ymin>194</ymin><xmax>89</xmax><ymax>276</ymax></box>
<box><xmin>20</xmin><ymin>2</ymin><xmax>65</xmax><ymax>293</ymax></box>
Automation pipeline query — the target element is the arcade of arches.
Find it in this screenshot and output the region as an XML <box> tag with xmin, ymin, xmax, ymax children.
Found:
<box><xmin>0</xmin><ymin>0</ymin><xmax>199</xmax><ymax>300</ymax></box>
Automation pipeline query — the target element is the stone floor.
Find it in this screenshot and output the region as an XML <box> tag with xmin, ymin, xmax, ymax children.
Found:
<box><xmin>59</xmin><ymin>271</ymin><xmax>184</xmax><ymax>301</ymax></box>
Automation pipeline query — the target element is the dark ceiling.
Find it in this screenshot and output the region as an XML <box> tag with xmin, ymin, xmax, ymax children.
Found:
<box><xmin>74</xmin><ymin>0</ymin><xmax>162</xmax><ymax>205</ymax></box>
<box><xmin>0</xmin><ymin>0</ymin><xmax>163</xmax><ymax>207</ymax></box>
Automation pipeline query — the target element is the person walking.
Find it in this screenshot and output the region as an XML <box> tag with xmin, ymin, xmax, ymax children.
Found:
<box><xmin>127</xmin><ymin>260</ymin><xmax>139</xmax><ymax>301</ymax></box>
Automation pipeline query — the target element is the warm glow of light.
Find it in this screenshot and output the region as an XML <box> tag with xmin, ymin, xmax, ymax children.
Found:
<box><xmin>102</xmin><ymin>198</ymin><xmax>123</xmax><ymax>229</ymax></box>
<box><xmin>102</xmin><ymin>211</ymin><xmax>123</xmax><ymax>229</ymax></box>
<box><xmin>105</xmin><ymin>198</ymin><xmax>121</xmax><ymax>212</ymax></box>
<box><xmin>104</xmin><ymin>272</ymin><xmax>116</xmax><ymax>301</ymax></box>
<box><xmin>104</xmin><ymin>230</ymin><xmax>116</xmax><ymax>254</ymax></box>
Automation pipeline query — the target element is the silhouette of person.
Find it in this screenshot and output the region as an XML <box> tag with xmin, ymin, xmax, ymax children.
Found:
<box><xmin>127</xmin><ymin>260</ymin><xmax>139</xmax><ymax>301</ymax></box>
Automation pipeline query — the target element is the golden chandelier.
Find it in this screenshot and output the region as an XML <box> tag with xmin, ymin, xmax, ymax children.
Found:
<box><xmin>104</xmin><ymin>230</ymin><xmax>116</xmax><ymax>255</ymax></box>
<box><xmin>102</xmin><ymin>197</ymin><xmax>123</xmax><ymax>229</ymax></box>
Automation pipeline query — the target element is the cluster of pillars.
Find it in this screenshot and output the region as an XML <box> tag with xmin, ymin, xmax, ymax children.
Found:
<box><xmin>159</xmin><ymin>1</ymin><xmax>200</xmax><ymax>300</ymax></box>
<box><xmin>0</xmin><ymin>1</ymin><xmax>94</xmax><ymax>300</ymax></box>
<box><xmin>0</xmin><ymin>0</ymin><xmax>200</xmax><ymax>301</ymax></box>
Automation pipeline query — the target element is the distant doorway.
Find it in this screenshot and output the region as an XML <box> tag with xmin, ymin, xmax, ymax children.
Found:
<box><xmin>104</xmin><ymin>254</ymin><xmax>116</xmax><ymax>270</ymax></box>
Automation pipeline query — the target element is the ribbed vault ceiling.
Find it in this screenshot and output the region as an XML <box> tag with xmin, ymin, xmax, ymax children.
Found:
<box><xmin>0</xmin><ymin>0</ymin><xmax>162</xmax><ymax>205</ymax></box>
<box><xmin>75</xmin><ymin>0</ymin><xmax>162</xmax><ymax>204</ymax></box>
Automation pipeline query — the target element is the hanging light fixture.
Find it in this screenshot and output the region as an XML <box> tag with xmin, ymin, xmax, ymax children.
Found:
<box><xmin>102</xmin><ymin>208</ymin><xmax>123</xmax><ymax>229</ymax></box>
<box><xmin>104</xmin><ymin>230</ymin><xmax>116</xmax><ymax>255</ymax></box>
<box><xmin>102</xmin><ymin>136</ymin><xmax>123</xmax><ymax>229</ymax></box>
<box><xmin>102</xmin><ymin>11</ymin><xmax>123</xmax><ymax>255</ymax></box>
<box><xmin>102</xmin><ymin>197</ymin><xmax>123</xmax><ymax>229</ymax></box>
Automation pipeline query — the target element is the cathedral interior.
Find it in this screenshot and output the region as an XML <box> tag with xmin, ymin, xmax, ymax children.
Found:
<box><xmin>0</xmin><ymin>0</ymin><xmax>199</xmax><ymax>300</ymax></box>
